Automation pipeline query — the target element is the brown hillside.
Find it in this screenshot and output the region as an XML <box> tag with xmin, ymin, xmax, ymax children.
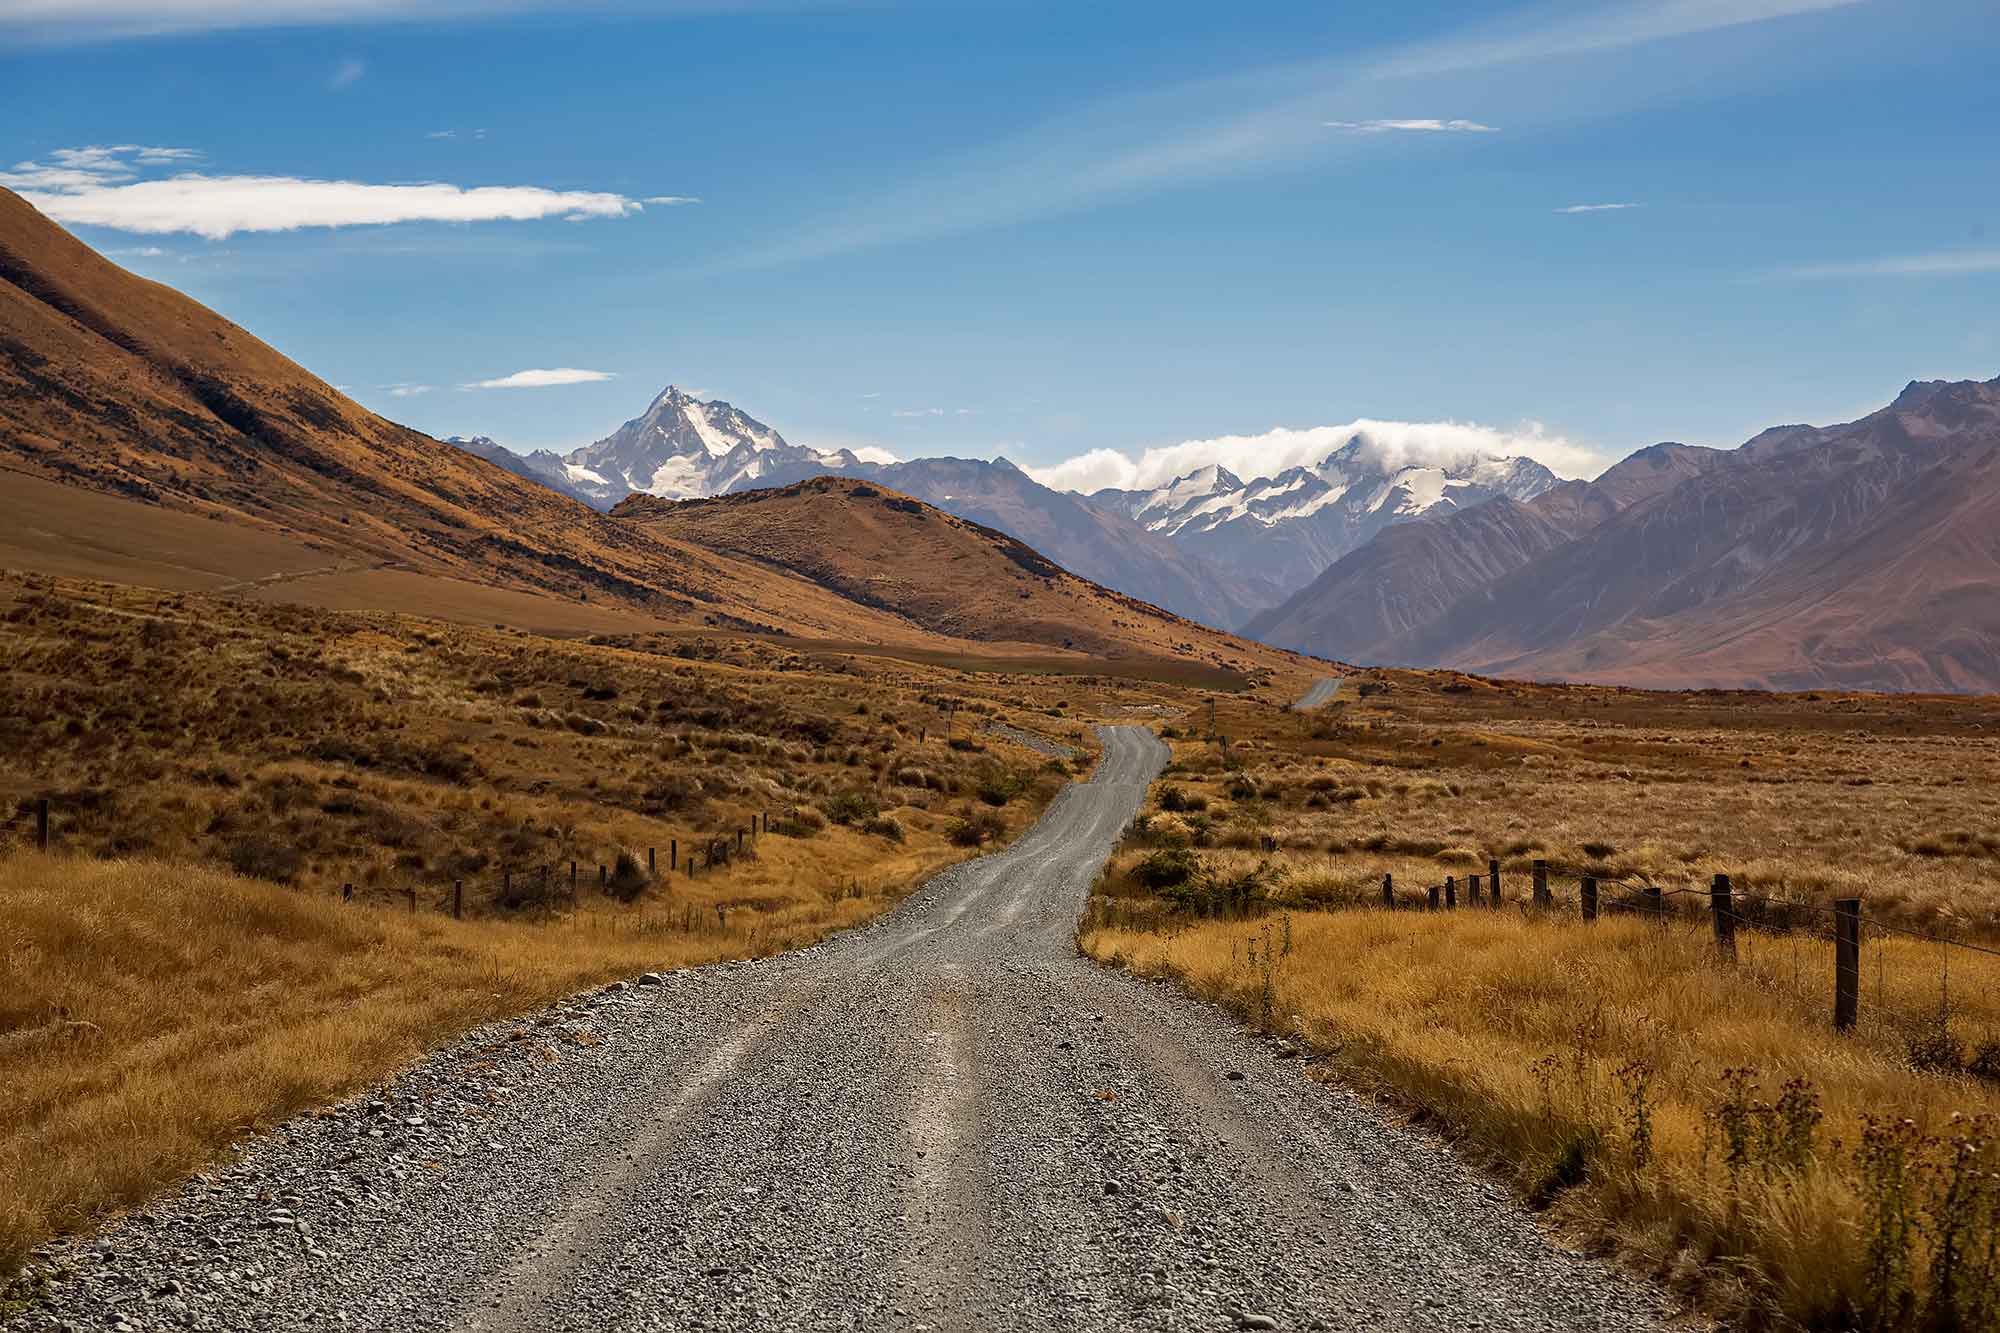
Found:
<box><xmin>613</xmin><ymin>476</ymin><xmax>1290</xmax><ymax>676</ymax></box>
<box><xmin>0</xmin><ymin>189</ymin><xmax>1305</xmax><ymax>681</ymax></box>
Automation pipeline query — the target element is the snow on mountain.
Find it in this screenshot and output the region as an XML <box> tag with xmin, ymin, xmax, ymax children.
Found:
<box><xmin>454</xmin><ymin>385</ymin><xmax>865</xmax><ymax>510</ymax></box>
<box><xmin>1089</xmin><ymin>433</ymin><xmax>1560</xmax><ymax>600</ymax></box>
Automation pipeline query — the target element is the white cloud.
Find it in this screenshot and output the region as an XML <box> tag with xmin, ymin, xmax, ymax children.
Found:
<box><xmin>108</xmin><ymin>244</ymin><xmax>166</xmax><ymax>257</ymax></box>
<box><xmin>328</xmin><ymin>56</ymin><xmax>365</xmax><ymax>89</ymax></box>
<box><xmin>466</xmin><ymin>368</ymin><xmax>617</xmax><ymax>389</ymax></box>
<box><xmin>0</xmin><ymin>143</ymin><xmax>199</xmax><ymax>191</ymax></box>
<box><xmin>22</xmin><ymin>174</ymin><xmax>645</xmax><ymax>239</ymax></box>
<box><xmin>891</xmin><ymin>407</ymin><xmax>945</xmax><ymax>418</ymax></box>
<box><xmin>1557</xmin><ymin>202</ymin><xmax>1639</xmax><ymax>213</ymax></box>
<box><xmin>8</xmin><ymin>143</ymin><xmax>695</xmax><ymax>238</ymax></box>
<box><xmin>850</xmin><ymin>446</ymin><xmax>900</xmax><ymax>465</ymax></box>
<box><xmin>857</xmin><ymin>391</ymin><xmax>881</xmax><ymax>399</ymax></box>
<box><xmin>1024</xmin><ymin>418</ymin><xmax>1609</xmax><ymax>494</ymax></box>
<box><xmin>642</xmin><ymin>195</ymin><xmax>701</xmax><ymax>206</ymax></box>
<box><xmin>1781</xmin><ymin>249</ymin><xmax>2000</xmax><ymax>279</ymax></box>
<box><xmin>1323</xmin><ymin>118</ymin><xmax>1498</xmax><ymax>133</ymax></box>
<box><xmin>384</xmin><ymin>383</ymin><xmax>433</xmax><ymax>397</ymax></box>
<box><xmin>2</xmin><ymin>2</ymin><xmax>849</xmax><ymax>42</ymax></box>
<box><xmin>954</xmin><ymin>408</ymin><xmax>980</xmax><ymax>416</ymax></box>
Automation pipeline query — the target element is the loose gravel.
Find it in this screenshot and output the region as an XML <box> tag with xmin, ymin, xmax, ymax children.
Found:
<box><xmin>9</xmin><ymin>726</ymin><xmax>1671</xmax><ymax>1332</ymax></box>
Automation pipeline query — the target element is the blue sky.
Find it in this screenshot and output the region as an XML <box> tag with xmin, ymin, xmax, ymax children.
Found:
<box><xmin>4</xmin><ymin>0</ymin><xmax>1997</xmax><ymax>487</ymax></box>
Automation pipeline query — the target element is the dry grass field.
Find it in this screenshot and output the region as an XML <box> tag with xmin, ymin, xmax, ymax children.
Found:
<box><xmin>0</xmin><ymin>565</ymin><xmax>1192</xmax><ymax>1275</ymax></box>
<box><xmin>1080</xmin><ymin>671</ymin><xmax>2000</xmax><ymax>1330</ymax></box>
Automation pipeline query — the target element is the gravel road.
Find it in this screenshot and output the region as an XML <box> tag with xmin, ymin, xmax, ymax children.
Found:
<box><xmin>13</xmin><ymin>726</ymin><xmax>1670</xmax><ymax>1333</ymax></box>
<box><xmin>1291</xmin><ymin>678</ymin><xmax>1342</xmax><ymax>711</ymax></box>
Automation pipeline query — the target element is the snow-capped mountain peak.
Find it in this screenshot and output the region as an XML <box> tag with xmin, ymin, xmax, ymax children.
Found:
<box><xmin>1085</xmin><ymin>440</ymin><xmax>1558</xmax><ymax>594</ymax></box>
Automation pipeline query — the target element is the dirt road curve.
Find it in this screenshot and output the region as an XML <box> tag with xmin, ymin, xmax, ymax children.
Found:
<box><xmin>13</xmin><ymin>727</ymin><xmax>1668</xmax><ymax>1333</ymax></box>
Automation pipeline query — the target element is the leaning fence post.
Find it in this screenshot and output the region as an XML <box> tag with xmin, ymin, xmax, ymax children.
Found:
<box><xmin>1489</xmin><ymin>858</ymin><xmax>1501</xmax><ymax>906</ymax></box>
<box><xmin>1581</xmin><ymin>875</ymin><xmax>1597</xmax><ymax>922</ymax></box>
<box><xmin>453</xmin><ymin>880</ymin><xmax>463</xmax><ymax>919</ymax></box>
<box><xmin>36</xmin><ymin>797</ymin><xmax>50</xmax><ymax>850</ymax></box>
<box><xmin>1834</xmin><ymin>898</ymin><xmax>1861</xmax><ymax>1032</ymax></box>
<box><xmin>1445</xmin><ymin>875</ymin><xmax>1456</xmax><ymax>910</ymax></box>
<box><xmin>1532</xmin><ymin>859</ymin><xmax>1550</xmax><ymax>910</ymax></box>
<box><xmin>1644</xmin><ymin>885</ymin><xmax>1663</xmax><ymax>923</ymax></box>
<box><xmin>1711</xmin><ymin>873</ymin><xmax>1738</xmax><ymax>963</ymax></box>
<box><xmin>1381</xmin><ymin>873</ymin><xmax>1393</xmax><ymax>910</ymax></box>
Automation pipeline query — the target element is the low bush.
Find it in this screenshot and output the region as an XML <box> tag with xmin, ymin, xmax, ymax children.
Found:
<box><xmin>861</xmin><ymin>815</ymin><xmax>904</xmax><ymax>843</ymax></box>
<box><xmin>819</xmin><ymin>791</ymin><xmax>880</xmax><ymax>826</ymax></box>
<box><xmin>946</xmin><ymin>809</ymin><xmax>1007</xmax><ymax>847</ymax></box>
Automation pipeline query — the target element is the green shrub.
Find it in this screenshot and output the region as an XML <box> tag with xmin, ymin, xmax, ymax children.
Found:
<box><xmin>819</xmin><ymin>791</ymin><xmax>880</xmax><ymax>825</ymax></box>
<box><xmin>946</xmin><ymin>809</ymin><xmax>1007</xmax><ymax>847</ymax></box>
<box><xmin>861</xmin><ymin>815</ymin><xmax>904</xmax><ymax>842</ymax></box>
<box><xmin>1133</xmin><ymin>847</ymin><xmax>1201</xmax><ymax>892</ymax></box>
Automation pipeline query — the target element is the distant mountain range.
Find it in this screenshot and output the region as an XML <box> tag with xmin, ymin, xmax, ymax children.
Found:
<box><xmin>426</xmin><ymin>331</ymin><xmax>2000</xmax><ymax>695</ymax></box>
<box><xmin>1090</xmin><ymin>444</ymin><xmax>1559</xmax><ymax>605</ymax></box>
<box><xmin>449</xmin><ymin>386</ymin><xmax>1565</xmax><ymax>628</ymax></box>
<box><xmin>447</xmin><ymin>386</ymin><xmax>863</xmax><ymax>508</ymax></box>
<box><xmin>1249</xmin><ymin>381</ymin><xmax>2000</xmax><ymax>693</ymax></box>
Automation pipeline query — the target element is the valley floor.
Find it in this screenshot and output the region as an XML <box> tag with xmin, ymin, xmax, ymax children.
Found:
<box><xmin>5</xmin><ymin>729</ymin><xmax>1668</xmax><ymax>1332</ymax></box>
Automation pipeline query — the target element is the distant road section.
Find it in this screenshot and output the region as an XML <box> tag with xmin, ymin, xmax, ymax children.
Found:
<box><xmin>1291</xmin><ymin>676</ymin><xmax>1343</xmax><ymax>711</ymax></box>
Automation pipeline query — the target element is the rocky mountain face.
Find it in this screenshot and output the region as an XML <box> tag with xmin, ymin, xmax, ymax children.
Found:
<box><xmin>455</xmin><ymin>386</ymin><xmax>863</xmax><ymax>510</ymax></box>
<box><xmin>443</xmin><ymin>435</ymin><xmax>594</xmax><ymax>504</ymax></box>
<box><xmin>1250</xmin><ymin>379</ymin><xmax>2000</xmax><ymax>693</ymax></box>
<box><xmin>1089</xmin><ymin>438</ymin><xmax>1561</xmax><ymax>599</ymax></box>
<box><xmin>735</xmin><ymin>454</ymin><xmax>1260</xmax><ymax>631</ymax></box>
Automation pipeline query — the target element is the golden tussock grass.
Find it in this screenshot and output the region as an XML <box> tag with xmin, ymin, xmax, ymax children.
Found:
<box><xmin>0</xmin><ymin>832</ymin><xmax>992</xmax><ymax>1275</ymax></box>
<box><xmin>1089</xmin><ymin>671</ymin><xmax>2000</xmax><ymax>1329</ymax></box>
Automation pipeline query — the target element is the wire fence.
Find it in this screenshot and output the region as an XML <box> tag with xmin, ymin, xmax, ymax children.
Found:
<box><xmin>1377</xmin><ymin>859</ymin><xmax>2000</xmax><ymax>1052</ymax></box>
<box><xmin>8</xmin><ymin>796</ymin><xmax>787</xmax><ymax>925</ymax></box>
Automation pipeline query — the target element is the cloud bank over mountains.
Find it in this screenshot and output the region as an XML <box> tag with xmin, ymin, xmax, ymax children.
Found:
<box><xmin>1024</xmin><ymin>419</ymin><xmax>1608</xmax><ymax>494</ymax></box>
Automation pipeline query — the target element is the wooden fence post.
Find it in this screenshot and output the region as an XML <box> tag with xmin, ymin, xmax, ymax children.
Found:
<box><xmin>1643</xmin><ymin>885</ymin><xmax>1663</xmax><ymax>923</ymax></box>
<box><xmin>670</xmin><ymin>839</ymin><xmax>678</xmax><ymax>871</ymax></box>
<box><xmin>736</xmin><ymin>829</ymin><xmax>744</xmax><ymax>854</ymax></box>
<box><xmin>1468</xmin><ymin>873</ymin><xmax>1482</xmax><ymax>905</ymax></box>
<box><xmin>1834</xmin><ymin>898</ymin><xmax>1861</xmax><ymax>1032</ymax></box>
<box><xmin>1427</xmin><ymin>883</ymin><xmax>1440</xmax><ymax>912</ymax></box>
<box><xmin>1381</xmin><ymin>873</ymin><xmax>1393</xmax><ymax>910</ymax></box>
<box><xmin>36</xmin><ymin>797</ymin><xmax>50</xmax><ymax>850</ymax></box>
<box><xmin>1711</xmin><ymin>873</ymin><xmax>1738</xmax><ymax>963</ymax></box>
<box><xmin>1532</xmin><ymin>859</ymin><xmax>1550</xmax><ymax>910</ymax></box>
<box><xmin>1489</xmin><ymin>858</ymin><xmax>1502</xmax><ymax>906</ymax></box>
<box><xmin>648</xmin><ymin>846</ymin><xmax>656</xmax><ymax>874</ymax></box>
<box><xmin>1581</xmin><ymin>875</ymin><xmax>1597</xmax><ymax>922</ymax></box>
<box><xmin>453</xmin><ymin>881</ymin><xmax>463</xmax><ymax>919</ymax></box>
<box><xmin>599</xmin><ymin>863</ymin><xmax>607</xmax><ymax>889</ymax></box>
<box><xmin>1445</xmin><ymin>875</ymin><xmax>1456</xmax><ymax>910</ymax></box>
<box><xmin>504</xmin><ymin>870</ymin><xmax>512</xmax><ymax>901</ymax></box>
<box><xmin>406</xmin><ymin>886</ymin><xmax>416</xmax><ymax>914</ymax></box>
<box><xmin>570</xmin><ymin>861</ymin><xmax>577</xmax><ymax>892</ymax></box>
<box><xmin>342</xmin><ymin>882</ymin><xmax>353</xmax><ymax>903</ymax></box>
